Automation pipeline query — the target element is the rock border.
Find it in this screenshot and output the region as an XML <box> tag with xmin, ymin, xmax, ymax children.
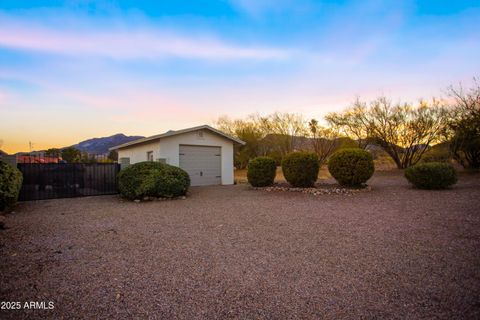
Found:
<box><xmin>131</xmin><ymin>196</ymin><xmax>188</xmax><ymax>203</ymax></box>
<box><xmin>251</xmin><ymin>183</ymin><xmax>371</xmax><ymax>196</ymax></box>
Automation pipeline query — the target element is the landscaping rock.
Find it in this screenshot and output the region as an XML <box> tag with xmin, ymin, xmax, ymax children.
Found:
<box><xmin>252</xmin><ymin>183</ymin><xmax>371</xmax><ymax>196</ymax></box>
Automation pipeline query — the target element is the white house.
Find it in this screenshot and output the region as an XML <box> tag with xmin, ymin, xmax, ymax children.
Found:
<box><xmin>109</xmin><ymin>125</ymin><xmax>245</xmax><ymax>186</ymax></box>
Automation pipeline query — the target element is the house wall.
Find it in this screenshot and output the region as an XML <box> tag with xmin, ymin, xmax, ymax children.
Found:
<box><xmin>117</xmin><ymin>140</ymin><xmax>160</xmax><ymax>164</ymax></box>
<box><xmin>116</xmin><ymin>129</ymin><xmax>235</xmax><ymax>185</ymax></box>
<box><xmin>159</xmin><ymin>129</ymin><xmax>234</xmax><ymax>185</ymax></box>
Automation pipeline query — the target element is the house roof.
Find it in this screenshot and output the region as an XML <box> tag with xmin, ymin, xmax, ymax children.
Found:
<box><xmin>16</xmin><ymin>155</ymin><xmax>61</xmax><ymax>163</ymax></box>
<box><xmin>109</xmin><ymin>125</ymin><xmax>245</xmax><ymax>151</ymax></box>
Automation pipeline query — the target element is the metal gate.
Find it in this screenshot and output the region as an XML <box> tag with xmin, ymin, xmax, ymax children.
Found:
<box><xmin>17</xmin><ymin>163</ymin><xmax>120</xmax><ymax>201</ymax></box>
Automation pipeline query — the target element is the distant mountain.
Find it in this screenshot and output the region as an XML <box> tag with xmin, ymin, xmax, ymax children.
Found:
<box><xmin>71</xmin><ymin>133</ymin><xmax>144</xmax><ymax>154</ymax></box>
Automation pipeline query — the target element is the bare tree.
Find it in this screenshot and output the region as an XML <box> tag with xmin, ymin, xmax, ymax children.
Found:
<box><xmin>215</xmin><ymin>115</ymin><xmax>268</xmax><ymax>169</ymax></box>
<box><xmin>325</xmin><ymin>98</ymin><xmax>370</xmax><ymax>149</ymax></box>
<box><xmin>263</xmin><ymin>112</ymin><xmax>307</xmax><ymax>156</ymax></box>
<box><xmin>308</xmin><ymin>119</ymin><xmax>338</xmax><ymax>165</ymax></box>
<box><xmin>326</xmin><ymin>96</ymin><xmax>449</xmax><ymax>169</ymax></box>
<box><xmin>447</xmin><ymin>78</ymin><xmax>480</xmax><ymax>117</ymax></box>
<box><xmin>447</xmin><ymin>79</ymin><xmax>480</xmax><ymax>169</ymax></box>
<box><xmin>215</xmin><ymin>112</ymin><xmax>308</xmax><ymax>167</ymax></box>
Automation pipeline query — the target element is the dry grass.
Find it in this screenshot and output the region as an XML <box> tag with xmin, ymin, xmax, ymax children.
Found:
<box><xmin>235</xmin><ymin>166</ymin><xmax>332</xmax><ymax>183</ymax></box>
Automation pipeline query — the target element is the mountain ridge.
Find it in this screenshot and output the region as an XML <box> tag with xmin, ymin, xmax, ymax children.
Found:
<box><xmin>11</xmin><ymin>133</ymin><xmax>145</xmax><ymax>155</ymax></box>
<box><xmin>71</xmin><ymin>133</ymin><xmax>145</xmax><ymax>154</ymax></box>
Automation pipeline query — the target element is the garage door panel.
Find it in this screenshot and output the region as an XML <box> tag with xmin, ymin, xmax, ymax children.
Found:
<box><xmin>179</xmin><ymin>145</ymin><xmax>221</xmax><ymax>186</ymax></box>
<box><xmin>179</xmin><ymin>162</ymin><xmax>220</xmax><ymax>169</ymax></box>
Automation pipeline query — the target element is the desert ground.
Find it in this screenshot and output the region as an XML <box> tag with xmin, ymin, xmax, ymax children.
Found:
<box><xmin>1</xmin><ymin>171</ymin><xmax>479</xmax><ymax>319</ymax></box>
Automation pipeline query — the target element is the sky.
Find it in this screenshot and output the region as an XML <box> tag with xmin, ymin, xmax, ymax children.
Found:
<box><xmin>0</xmin><ymin>0</ymin><xmax>479</xmax><ymax>153</ymax></box>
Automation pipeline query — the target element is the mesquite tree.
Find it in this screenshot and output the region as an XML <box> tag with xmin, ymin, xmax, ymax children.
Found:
<box><xmin>447</xmin><ymin>81</ymin><xmax>480</xmax><ymax>169</ymax></box>
<box><xmin>325</xmin><ymin>98</ymin><xmax>371</xmax><ymax>149</ymax></box>
<box><xmin>216</xmin><ymin>115</ymin><xmax>267</xmax><ymax>169</ymax></box>
<box><xmin>262</xmin><ymin>112</ymin><xmax>307</xmax><ymax>156</ymax></box>
<box><xmin>216</xmin><ymin>112</ymin><xmax>308</xmax><ymax>168</ymax></box>
<box><xmin>327</xmin><ymin>97</ymin><xmax>449</xmax><ymax>169</ymax></box>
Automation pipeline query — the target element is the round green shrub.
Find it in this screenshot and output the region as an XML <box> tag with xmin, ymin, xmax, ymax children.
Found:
<box><xmin>0</xmin><ymin>161</ymin><xmax>23</xmax><ymax>211</ymax></box>
<box><xmin>118</xmin><ymin>162</ymin><xmax>190</xmax><ymax>200</ymax></box>
<box><xmin>281</xmin><ymin>152</ymin><xmax>319</xmax><ymax>187</ymax></box>
<box><xmin>404</xmin><ymin>162</ymin><xmax>457</xmax><ymax>189</ymax></box>
<box><xmin>328</xmin><ymin>148</ymin><xmax>374</xmax><ymax>186</ymax></box>
<box><xmin>247</xmin><ymin>156</ymin><xmax>276</xmax><ymax>187</ymax></box>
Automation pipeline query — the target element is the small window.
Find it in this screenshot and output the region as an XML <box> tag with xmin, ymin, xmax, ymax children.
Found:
<box><xmin>146</xmin><ymin>151</ymin><xmax>154</xmax><ymax>161</ymax></box>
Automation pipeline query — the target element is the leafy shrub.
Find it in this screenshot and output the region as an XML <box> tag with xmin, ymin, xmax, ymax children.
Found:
<box><xmin>0</xmin><ymin>161</ymin><xmax>23</xmax><ymax>211</ymax></box>
<box><xmin>118</xmin><ymin>162</ymin><xmax>190</xmax><ymax>200</ymax></box>
<box><xmin>328</xmin><ymin>148</ymin><xmax>374</xmax><ymax>186</ymax></box>
<box><xmin>247</xmin><ymin>156</ymin><xmax>276</xmax><ymax>187</ymax></box>
<box><xmin>404</xmin><ymin>162</ymin><xmax>457</xmax><ymax>189</ymax></box>
<box><xmin>281</xmin><ymin>152</ymin><xmax>319</xmax><ymax>187</ymax></box>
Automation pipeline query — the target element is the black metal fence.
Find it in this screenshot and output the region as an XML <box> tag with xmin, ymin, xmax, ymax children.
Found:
<box><xmin>17</xmin><ymin>163</ymin><xmax>120</xmax><ymax>201</ymax></box>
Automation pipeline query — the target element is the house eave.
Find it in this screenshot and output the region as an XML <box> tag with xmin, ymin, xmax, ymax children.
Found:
<box><xmin>109</xmin><ymin>125</ymin><xmax>245</xmax><ymax>151</ymax></box>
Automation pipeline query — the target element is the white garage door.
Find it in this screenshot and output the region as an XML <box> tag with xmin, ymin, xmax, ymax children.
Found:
<box><xmin>179</xmin><ymin>145</ymin><xmax>221</xmax><ymax>186</ymax></box>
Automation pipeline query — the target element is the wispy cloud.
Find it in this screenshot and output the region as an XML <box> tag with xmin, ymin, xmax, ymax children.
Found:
<box><xmin>0</xmin><ymin>16</ymin><xmax>289</xmax><ymax>60</ymax></box>
<box><xmin>1</xmin><ymin>1</ymin><xmax>479</xmax><ymax>154</ymax></box>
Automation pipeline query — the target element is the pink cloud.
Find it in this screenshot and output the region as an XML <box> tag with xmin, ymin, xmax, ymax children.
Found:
<box><xmin>0</xmin><ymin>18</ymin><xmax>288</xmax><ymax>60</ymax></box>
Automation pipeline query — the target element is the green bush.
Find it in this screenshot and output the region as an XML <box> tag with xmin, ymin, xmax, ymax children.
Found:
<box><xmin>0</xmin><ymin>161</ymin><xmax>23</xmax><ymax>211</ymax></box>
<box><xmin>247</xmin><ymin>156</ymin><xmax>276</xmax><ymax>187</ymax></box>
<box><xmin>328</xmin><ymin>148</ymin><xmax>374</xmax><ymax>186</ymax></box>
<box><xmin>118</xmin><ymin>162</ymin><xmax>190</xmax><ymax>200</ymax></box>
<box><xmin>404</xmin><ymin>162</ymin><xmax>457</xmax><ymax>189</ymax></box>
<box><xmin>281</xmin><ymin>152</ymin><xmax>319</xmax><ymax>187</ymax></box>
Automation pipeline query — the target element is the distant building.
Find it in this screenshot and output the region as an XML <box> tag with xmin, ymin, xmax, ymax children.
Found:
<box><xmin>16</xmin><ymin>155</ymin><xmax>61</xmax><ymax>164</ymax></box>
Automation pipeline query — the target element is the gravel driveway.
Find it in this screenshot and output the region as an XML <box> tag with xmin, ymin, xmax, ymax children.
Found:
<box><xmin>1</xmin><ymin>172</ymin><xmax>480</xmax><ymax>319</ymax></box>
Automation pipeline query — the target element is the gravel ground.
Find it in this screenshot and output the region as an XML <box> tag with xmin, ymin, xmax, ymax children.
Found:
<box><xmin>1</xmin><ymin>171</ymin><xmax>480</xmax><ymax>319</ymax></box>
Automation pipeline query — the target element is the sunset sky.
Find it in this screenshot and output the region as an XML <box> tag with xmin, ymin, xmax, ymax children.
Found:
<box><xmin>1</xmin><ymin>0</ymin><xmax>479</xmax><ymax>153</ymax></box>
